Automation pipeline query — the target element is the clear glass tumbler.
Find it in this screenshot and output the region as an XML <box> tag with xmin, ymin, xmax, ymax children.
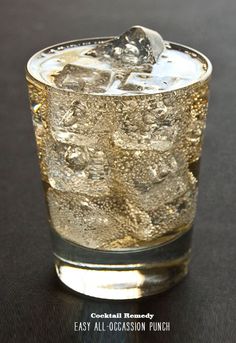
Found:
<box><xmin>26</xmin><ymin>36</ymin><xmax>212</xmax><ymax>299</ymax></box>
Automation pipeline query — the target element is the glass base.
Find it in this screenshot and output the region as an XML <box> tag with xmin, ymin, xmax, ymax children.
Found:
<box><xmin>55</xmin><ymin>255</ymin><xmax>189</xmax><ymax>300</ymax></box>
<box><xmin>52</xmin><ymin>228</ymin><xmax>192</xmax><ymax>300</ymax></box>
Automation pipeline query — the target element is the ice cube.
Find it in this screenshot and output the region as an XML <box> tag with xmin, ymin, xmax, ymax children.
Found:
<box><xmin>147</xmin><ymin>180</ymin><xmax>197</xmax><ymax>234</ymax></box>
<box><xmin>47</xmin><ymin>189</ymin><xmax>147</xmax><ymax>249</ymax></box>
<box><xmin>120</xmin><ymin>72</ymin><xmax>181</xmax><ymax>92</ymax></box>
<box><xmin>113</xmin><ymin>100</ymin><xmax>178</xmax><ymax>151</ymax></box>
<box><xmin>44</xmin><ymin>135</ymin><xmax>110</xmax><ymax>196</ymax></box>
<box><xmin>112</xmin><ymin>149</ymin><xmax>197</xmax><ymax>238</ymax></box>
<box><xmin>53</xmin><ymin>64</ymin><xmax>114</xmax><ymax>93</ymax></box>
<box><xmin>110</xmin><ymin>148</ymin><xmax>193</xmax><ymax>209</ymax></box>
<box><xmin>135</xmin><ymin>171</ymin><xmax>196</xmax><ymax>212</ymax></box>
<box><xmin>86</xmin><ymin>26</ymin><xmax>164</xmax><ymax>67</ymax></box>
<box><xmin>108</xmin><ymin>148</ymin><xmax>196</xmax><ymax>240</ymax></box>
<box><xmin>123</xmin><ymin>199</ymin><xmax>157</xmax><ymax>241</ymax></box>
<box><xmin>47</xmin><ymin>89</ymin><xmax>113</xmax><ymax>146</ymax></box>
<box><xmin>47</xmin><ymin>189</ymin><xmax>123</xmax><ymax>249</ymax></box>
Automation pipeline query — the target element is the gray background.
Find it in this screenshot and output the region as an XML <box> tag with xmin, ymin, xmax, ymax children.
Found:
<box><xmin>0</xmin><ymin>0</ymin><xmax>236</xmax><ymax>342</ymax></box>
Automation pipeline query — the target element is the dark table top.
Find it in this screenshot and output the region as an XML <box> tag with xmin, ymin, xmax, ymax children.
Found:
<box><xmin>1</xmin><ymin>0</ymin><xmax>236</xmax><ymax>342</ymax></box>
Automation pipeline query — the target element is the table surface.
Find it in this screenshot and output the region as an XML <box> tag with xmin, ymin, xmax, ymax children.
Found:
<box><xmin>1</xmin><ymin>0</ymin><xmax>236</xmax><ymax>342</ymax></box>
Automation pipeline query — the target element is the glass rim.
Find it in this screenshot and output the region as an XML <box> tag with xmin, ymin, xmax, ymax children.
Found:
<box><xmin>26</xmin><ymin>36</ymin><xmax>213</xmax><ymax>97</ymax></box>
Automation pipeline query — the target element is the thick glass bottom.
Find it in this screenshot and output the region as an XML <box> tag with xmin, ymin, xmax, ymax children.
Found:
<box><xmin>52</xmin><ymin>228</ymin><xmax>192</xmax><ymax>300</ymax></box>
<box><xmin>55</xmin><ymin>255</ymin><xmax>189</xmax><ymax>300</ymax></box>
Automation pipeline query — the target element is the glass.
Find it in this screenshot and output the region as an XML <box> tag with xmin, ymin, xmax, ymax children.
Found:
<box><xmin>26</xmin><ymin>34</ymin><xmax>212</xmax><ymax>299</ymax></box>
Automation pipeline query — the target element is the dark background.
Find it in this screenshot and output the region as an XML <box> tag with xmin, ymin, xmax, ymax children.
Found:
<box><xmin>0</xmin><ymin>0</ymin><xmax>236</xmax><ymax>342</ymax></box>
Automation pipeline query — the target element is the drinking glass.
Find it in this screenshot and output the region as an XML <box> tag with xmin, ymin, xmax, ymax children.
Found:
<box><xmin>26</xmin><ymin>37</ymin><xmax>212</xmax><ymax>299</ymax></box>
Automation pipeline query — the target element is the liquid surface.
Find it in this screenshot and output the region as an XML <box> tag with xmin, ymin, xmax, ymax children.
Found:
<box><xmin>27</xmin><ymin>39</ymin><xmax>208</xmax><ymax>95</ymax></box>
